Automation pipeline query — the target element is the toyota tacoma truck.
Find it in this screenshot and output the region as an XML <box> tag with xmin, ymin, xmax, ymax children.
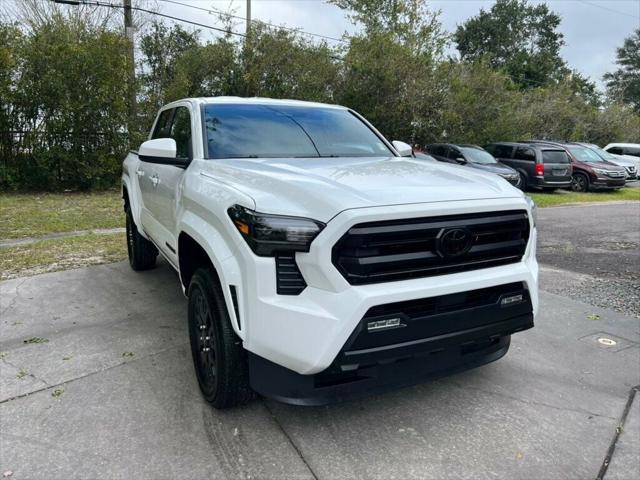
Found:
<box><xmin>122</xmin><ymin>97</ymin><xmax>538</xmax><ymax>408</ymax></box>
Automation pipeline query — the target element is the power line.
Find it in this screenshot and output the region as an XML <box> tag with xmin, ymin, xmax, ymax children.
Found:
<box><xmin>157</xmin><ymin>0</ymin><xmax>347</xmax><ymax>43</ymax></box>
<box><xmin>53</xmin><ymin>0</ymin><xmax>248</xmax><ymax>37</ymax></box>
<box><xmin>576</xmin><ymin>0</ymin><xmax>640</xmax><ymax>20</ymax></box>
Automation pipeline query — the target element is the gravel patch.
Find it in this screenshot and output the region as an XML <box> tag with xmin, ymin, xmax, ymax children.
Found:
<box><xmin>539</xmin><ymin>266</ymin><xmax>640</xmax><ymax>319</ymax></box>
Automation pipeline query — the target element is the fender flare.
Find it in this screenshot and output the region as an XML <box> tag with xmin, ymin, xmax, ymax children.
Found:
<box><xmin>178</xmin><ymin>211</ymin><xmax>245</xmax><ymax>339</ymax></box>
<box><xmin>121</xmin><ymin>173</ymin><xmax>147</xmax><ymax>238</ymax></box>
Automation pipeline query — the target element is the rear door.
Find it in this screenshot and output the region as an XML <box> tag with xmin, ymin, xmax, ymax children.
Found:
<box><xmin>540</xmin><ymin>149</ymin><xmax>572</xmax><ymax>182</ymax></box>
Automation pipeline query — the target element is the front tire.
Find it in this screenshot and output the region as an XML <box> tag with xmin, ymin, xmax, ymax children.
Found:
<box><xmin>516</xmin><ymin>171</ymin><xmax>527</xmax><ymax>191</ymax></box>
<box><xmin>188</xmin><ymin>268</ymin><xmax>254</xmax><ymax>409</ymax></box>
<box><xmin>571</xmin><ymin>173</ymin><xmax>589</xmax><ymax>192</ymax></box>
<box><xmin>125</xmin><ymin>207</ymin><xmax>157</xmax><ymax>271</ymax></box>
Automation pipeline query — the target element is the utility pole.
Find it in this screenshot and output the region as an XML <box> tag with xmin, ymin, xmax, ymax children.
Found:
<box><xmin>123</xmin><ymin>0</ymin><xmax>136</xmax><ymax>142</ymax></box>
<box><xmin>246</xmin><ymin>0</ymin><xmax>251</xmax><ymax>37</ymax></box>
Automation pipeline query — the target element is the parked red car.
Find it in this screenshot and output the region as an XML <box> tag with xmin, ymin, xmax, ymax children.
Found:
<box><xmin>528</xmin><ymin>141</ymin><xmax>627</xmax><ymax>192</ymax></box>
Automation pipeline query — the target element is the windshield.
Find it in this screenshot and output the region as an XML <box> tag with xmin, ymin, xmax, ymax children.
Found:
<box><xmin>567</xmin><ymin>146</ymin><xmax>604</xmax><ymax>163</ymax></box>
<box><xmin>586</xmin><ymin>145</ymin><xmax>617</xmax><ymax>162</ymax></box>
<box><xmin>203</xmin><ymin>104</ymin><xmax>394</xmax><ymax>159</ymax></box>
<box><xmin>459</xmin><ymin>147</ymin><xmax>497</xmax><ymax>164</ymax></box>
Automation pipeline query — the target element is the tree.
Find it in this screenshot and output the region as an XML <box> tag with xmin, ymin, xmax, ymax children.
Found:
<box><xmin>454</xmin><ymin>0</ymin><xmax>566</xmax><ymax>88</ymax></box>
<box><xmin>604</xmin><ymin>28</ymin><xmax>640</xmax><ymax>113</ymax></box>
<box><xmin>138</xmin><ymin>21</ymin><xmax>200</xmax><ymax>130</ymax></box>
<box><xmin>332</xmin><ymin>0</ymin><xmax>448</xmax><ymax>144</ymax></box>
<box><xmin>239</xmin><ymin>24</ymin><xmax>339</xmax><ymax>102</ymax></box>
<box><xmin>7</xmin><ymin>14</ymin><xmax>131</xmax><ymax>190</ymax></box>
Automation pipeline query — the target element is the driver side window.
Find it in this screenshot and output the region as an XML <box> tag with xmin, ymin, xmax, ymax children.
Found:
<box><xmin>170</xmin><ymin>107</ymin><xmax>193</xmax><ymax>159</ymax></box>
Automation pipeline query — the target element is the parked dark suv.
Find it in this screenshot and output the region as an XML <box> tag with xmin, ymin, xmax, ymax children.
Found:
<box><xmin>528</xmin><ymin>141</ymin><xmax>626</xmax><ymax>192</ymax></box>
<box><xmin>425</xmin><ymin>144</ymin><xmax>520</xmax><ymax>187</ymax></box>
<box><xmin>484</xmin><ymin>142</ymin><xmax>572</xmax><ymax>191</ymax></box>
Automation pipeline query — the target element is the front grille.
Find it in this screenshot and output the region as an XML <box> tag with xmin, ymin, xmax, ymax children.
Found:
<box><xmin>275</xmin><ymin>253</ymin><xmax>306</xmax><ymax>295</ymax></box>
<box><xmin>606</xmin><ymin>170</ymin><xmax>626</xmax><ymax>178</ymax></box>
<box><xmin>332</xmin><ymin>210</ymin><xmax>530</xmax><ymax>285</ymax></box>
<box><xmin>345</xmin><ymin>282</ymin><xmax>530</xmax><ymax>352</ymax></box>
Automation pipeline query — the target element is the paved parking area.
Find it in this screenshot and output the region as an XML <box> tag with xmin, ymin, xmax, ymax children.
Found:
<box><xmin>537</xmin><ymin>202</ymin><xmax>640</xmax><ymax>318</ymax></box>
<box><xmin>1</xmin><ymin>204</ymin><xmax>639</xmax><ymax>479</ymax></box>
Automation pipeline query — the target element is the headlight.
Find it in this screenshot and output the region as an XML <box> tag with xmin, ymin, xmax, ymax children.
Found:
<box><xmin>228</xmin><ymin>205</ymin><xmax>325</xmax><ymax>256</ymax></box>
<box><xmin>525</xmin><ymin>196</ymin><xmax>537</xmax><ymax>227</ymax></box>
<box><xmin>592</xmin><ymin>168</ymin><xmax>607</xmax><ymax>175</ymax></box>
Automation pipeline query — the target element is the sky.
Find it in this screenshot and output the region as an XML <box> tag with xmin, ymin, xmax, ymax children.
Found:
<box><xmin>156</xmin><ymin>0</ymin><xmax>640</xmax><ymax>89</ymax></box>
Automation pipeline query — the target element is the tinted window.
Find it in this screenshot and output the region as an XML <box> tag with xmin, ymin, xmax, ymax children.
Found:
<box><xmin>203</xmin><ymin>104</ymin><xmax>393</xmax><ymax>159</ymax></box>
<box><xmin>428</xmin><ymin>145</ymin><xmax>447</xmax><ymax>156</ymax></box>
<box><xmin>170</xmin><ymin>107</ymin><xmax>192</xmax><ymax>159</ymax></box>
<box><xmin>623</xmin><ymin>147</ymin><xmax>640</xmax><ymax>158</ymax></box>
<box><xmin>493</xmin><ymin>145</ymin><xmax>514</xmax><ymax>158</ymax></box>
<box><xmin>542</xmin><ymin>150</ymin><xmax>570</xmax><ymax>164</ymax></box>
<box><xmin>514</xmin><ymin>147</ymin><xmax>536</xmax><ymax>161</ymax></box>
<box><xmin>152</xmin><ymin>109</ymin><xmax>174</xmax><ymax>139</ymax></box>
<box><xmin>447</xmin><ymin>147</ymin><xmax>463</xmax><ymax>160</ymax></box>
<box><xmin>607</xmin><ymin>147</ymin><xmax>623</xmax><ymax>155</ymax></box>
<box><xmin>460</xmin><ymin>147</ymin><xmax>497</xmax><ymax>164</ymax></box>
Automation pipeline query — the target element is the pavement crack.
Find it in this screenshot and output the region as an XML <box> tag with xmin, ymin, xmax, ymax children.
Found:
<box><xmin>596</xmin><ymin>385</ymin><xmax>640</xmax><ymax>480</ymax></box>
<box><xmin>261</xmin><ymin>400</ymin><xmax>319</xmax><ymax>480</ymax></box>
<box><xmin>452</xmin><ymin>382</ymin><xmax>618</xmax><ymax>420</ymax></box>
<box><xmin>0</xmin><ymin>278</ymin><xmax>28</xmax><ymax>317</ymax></box>
<box><xmin>0</xmin><ymin>344</ymin><xmax>182</xmax><ymax>405</ymax></box>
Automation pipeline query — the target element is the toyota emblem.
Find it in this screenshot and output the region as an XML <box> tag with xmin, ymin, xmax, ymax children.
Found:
<box><xmin>437</xmin><ymin>228</ymin><xmax>473</xmax><ymax>257</ymax></box>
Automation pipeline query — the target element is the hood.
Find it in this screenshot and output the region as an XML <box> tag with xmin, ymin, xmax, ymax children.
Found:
<box><xmin>585</xmin><ymin>161</ymin><xmax>626</xmax><ymax>171</ymax></box>
<box><xmin>468</xmin><ymin>162</ymin><xmax>517</xmax><ymax>175</ymax></box>
<box><xmin>200</xmin><ymin>156</ymin><xmax>522</xmax><ymax>222</ymax></box>
<box><xmin>608</xmin><ymin>155</ymin><xmax>636</xmax><ymax>168</ymax></box>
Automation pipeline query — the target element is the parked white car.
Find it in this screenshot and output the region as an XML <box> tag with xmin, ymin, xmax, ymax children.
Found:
<box><xmin>122</xmin><ymin>97</ymin><xmax>538</xmax><ymax>408</ymax></box>
<box><xmin>604</xmin><ymin>143</ymin><xmax>640</xmax><ymax>174</ymax></box>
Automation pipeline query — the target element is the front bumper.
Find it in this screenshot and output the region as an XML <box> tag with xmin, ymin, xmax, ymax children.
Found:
<box><xmin>249</xmin><ymin>283</ymin><xmax>533</xmax><ymax>405</ymax></box>
<box><xmin>592</xmin><ymin>177</ymin><xmax>626</xmax><ymax>189</ymax></box>
<box><xmin>237</xmin><ymin>198</ymin><xmax>538</xmax><ymax>377</ymax></box>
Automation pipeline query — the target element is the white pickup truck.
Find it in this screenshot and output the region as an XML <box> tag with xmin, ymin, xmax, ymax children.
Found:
<box><xmin>122</xmin><ymin>97</ymin><xmax>538</xmax><ymax>408</ymax></box>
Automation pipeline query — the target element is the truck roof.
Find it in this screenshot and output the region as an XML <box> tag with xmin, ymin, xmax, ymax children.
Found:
<box><xmin>165</xmin><ymin>96</ymin><xmax>348</xmax><ymax>110</ymax></box>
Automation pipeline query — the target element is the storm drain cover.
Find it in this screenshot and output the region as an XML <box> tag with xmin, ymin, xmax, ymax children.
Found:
<box><xmin>579</xmin><ymin>332</ymin><xmax>638</xmax><ymax>352</ymax></box>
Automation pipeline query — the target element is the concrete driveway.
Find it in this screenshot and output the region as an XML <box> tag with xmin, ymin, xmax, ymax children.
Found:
<box><xmin>1</xmin><ymin>206</ymin><xmax>639</xmax><ymax>479</ymax></box>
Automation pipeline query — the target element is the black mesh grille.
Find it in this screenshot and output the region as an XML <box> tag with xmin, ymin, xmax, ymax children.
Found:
<box><xmin>332</xmin><ymin>210</ymin><xmax>530</xmax><ymax>285</ymax></box>
<box><xmin>275</xmin><ymin>254</ymin><xmax>306</xmax><ymax>295</ymax></box>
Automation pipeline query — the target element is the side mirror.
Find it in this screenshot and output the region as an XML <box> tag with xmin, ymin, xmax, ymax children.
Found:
<box><xmin>392</xmin><ymin>140</ymin><xmax>413</xmax><ymax>157</ymax></box>
<box><xmin>456</xmin><ymin>156</ymin><xmax>466</xmax><ymax>163</ymax></box>
<box><xmin>139</xmin><ymin>138</ymin><xmax>188</xmax><ymax>167</ymax></box>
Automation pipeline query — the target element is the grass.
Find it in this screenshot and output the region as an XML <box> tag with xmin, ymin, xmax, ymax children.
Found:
<box><xmin>0</xmin><ymin>190</ymin><xmax>123</xmax><ymax>239</ymax></box>
<box><xmin>0</xmin><ymin>232</ymin><xmax>127</xmax><ymax>280</ymax></box>
<box><xmin>528</xmin><ymin>188</ymin><xmax>640</xmax><ymax>207</ymax></box>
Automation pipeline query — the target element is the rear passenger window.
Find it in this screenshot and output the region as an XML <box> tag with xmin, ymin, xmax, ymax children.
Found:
<box><xmin>514</xmin><ymin>147</ymin><xmax>536</xmax><ymax>161</ymax></box>
<box><xmin>429</xmin><ymin>145</ymin><xmax>447</xmax><ymax>156</ymax></box>
<box><xmin>624</xmin><ymin>147</ymin><xmax>640</xmax><ymax>158</ymax></box>
<box><xmin>493</xmin><ymin>145</ymin><xmax>513</xmax><ymax>158</ymax></box>
<box><xmin>152</xmin><ymin>109</ymin><xmax>174</xmax><ymax>139</ymax></box>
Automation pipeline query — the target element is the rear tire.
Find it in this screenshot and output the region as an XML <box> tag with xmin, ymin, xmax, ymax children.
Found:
<box><xmin>571</xmin><ymin>173</ymin><xmax>589</xmax><ymax>192</ymax></box>
<box><xmin>188</xmin><ymin>268</ymin><xmax>254</xmax><ymax>409</ymax></box>
<box><xmin>125</xmin><ymin>207</ymin><xmax>157</xmax><ymax>271</ymax></box>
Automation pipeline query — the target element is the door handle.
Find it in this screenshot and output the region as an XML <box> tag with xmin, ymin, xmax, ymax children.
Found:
<box><xmin>151</xmin><ymin>174</ymin><xmax>160</xmax><ymax>187</ymax></box>
<box><xmin>136</xmin><ymin>169</ymin><xmax>145</xmax><ymax>177</ymax></box>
